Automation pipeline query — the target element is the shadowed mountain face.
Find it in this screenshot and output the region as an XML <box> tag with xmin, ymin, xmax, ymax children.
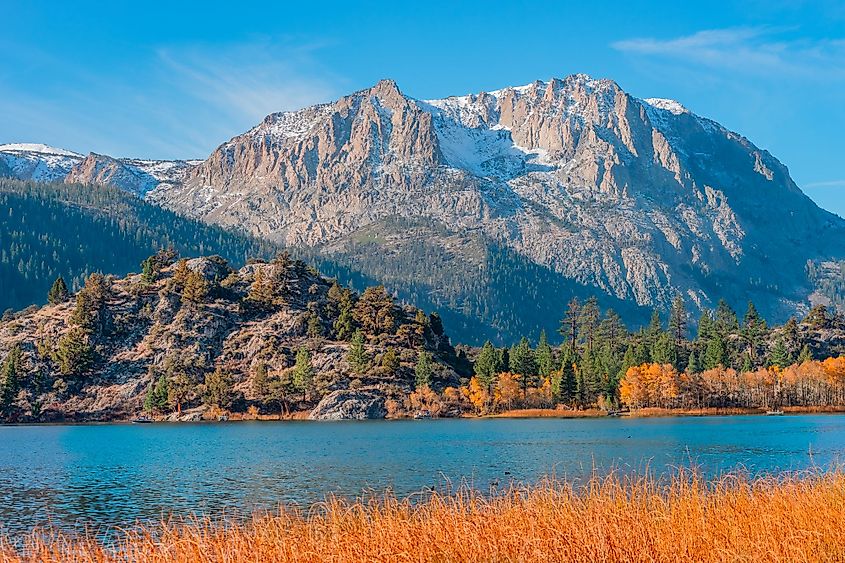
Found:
<box><xmin>4</xmin><ymin>75</ymin><xmax>844</xmax><ymax>343</ymax></box>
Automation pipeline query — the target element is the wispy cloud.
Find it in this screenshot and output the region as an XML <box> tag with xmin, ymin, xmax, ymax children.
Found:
<box><xmin>155</xmin><ymin>38</ymin><xmax>339</xmax><ymax>130</ymax></box>
<box><xmin>0</xmin><ymin>37</ymin><xmax>342</xmax><ymax>159</ymax></box>
<box><xmin>612</xmin><ymin>27</ymin><xmax>845</xmax><ymax>80</ymax></box>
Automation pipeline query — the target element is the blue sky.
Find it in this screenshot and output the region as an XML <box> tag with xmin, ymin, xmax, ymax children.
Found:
<box><xmin>2</xmin><ymin>0</ymin><xmax>844</xmax><ymax>215</ymax></box>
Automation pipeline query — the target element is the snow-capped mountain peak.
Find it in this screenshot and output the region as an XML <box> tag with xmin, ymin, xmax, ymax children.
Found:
<box><xmin>0</xmin><ymin>143</ymin><xmax>82</xmax><ymax>157</ymax></box>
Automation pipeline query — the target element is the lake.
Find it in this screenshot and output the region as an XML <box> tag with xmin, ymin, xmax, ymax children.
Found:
<box><xmin>1</xmin><ymin>415</ymin><xmax>844</xmax><ymax>535</ymax></box>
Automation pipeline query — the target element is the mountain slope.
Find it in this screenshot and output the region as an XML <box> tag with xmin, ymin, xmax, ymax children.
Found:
<box><xmin>0</xmin><ymin>178</ymin><xmax>280</xmax><ymax>313</ymax></box>
<box><xmin>5</xmin><ymin>75</ymin><xmax>844</xmax><ymax>344</ymax></box>
<box><xmin>152</xmin><ymin>76</ymin><xmax>844</xmax><ymax>341</ymax></box>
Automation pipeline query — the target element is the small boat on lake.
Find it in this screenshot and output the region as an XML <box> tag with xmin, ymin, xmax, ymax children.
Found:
<box><xmin>132</xmin><ymin>416</ymin><xmax>153</xmax><ymax>424</ymax></box>
<box><xmin>766</xmin><ymin>410</ymin><xmax>784</xmax><ymax>416</ymax></box>
<box><xmin>413</xmin><ymin>410</ymin><xmax>432</xmax><ymax>420</ymax></box>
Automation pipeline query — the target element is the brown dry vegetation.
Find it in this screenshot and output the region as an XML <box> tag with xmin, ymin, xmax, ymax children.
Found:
<box><xmin>492</xmin><ymin>408</ymin><xmax>607</xmax><ymax>418</ymax></box>
<box><xmin>3</xmin><ymin>472</ymin><xmax>845</xmax><ymax>562</ymax></box>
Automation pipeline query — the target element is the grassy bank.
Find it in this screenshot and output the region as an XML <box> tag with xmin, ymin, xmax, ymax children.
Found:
<box><xmin>3</xmin><ymin>472</ymin><xmax>845</xmax><ymax>562</ymax></box>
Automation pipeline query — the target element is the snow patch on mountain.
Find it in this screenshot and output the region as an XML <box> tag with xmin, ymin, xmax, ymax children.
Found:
<box><xmin>643</xmin><ymin>98</ymin><xmax>688</xmax><ymax>115</ymax></box>
<box><xmin>0</xmin><ymin>144</ymin><xmax>83</xmax><ymax>182</ymax></box>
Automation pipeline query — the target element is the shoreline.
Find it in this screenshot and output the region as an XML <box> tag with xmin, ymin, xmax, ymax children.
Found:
<box><xmin>4</xmin><ymin>405</ymin><xmax>845</xmax><ymax>425</ymax></box>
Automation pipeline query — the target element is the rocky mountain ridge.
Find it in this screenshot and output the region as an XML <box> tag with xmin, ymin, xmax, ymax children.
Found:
<box><xmin>0</xmin><ymin>143</ymin><xmax>199</xmax><ymax>196</ymax></box>
<box><xmin>4</xmin><ymin>75</ymin><xmax>844</xmax><ymax>343</ymax></box>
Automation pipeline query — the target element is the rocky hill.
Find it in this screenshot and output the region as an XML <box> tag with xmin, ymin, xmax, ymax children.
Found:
<box><xmin>5</xmin><ymin>75</ymin><xmax>844</xmax><ymax>344</ymax></box>
<box><xmin>0</xmin><ymin>253</ymin><xmax>465</xmax><ymax>422</ymax></box>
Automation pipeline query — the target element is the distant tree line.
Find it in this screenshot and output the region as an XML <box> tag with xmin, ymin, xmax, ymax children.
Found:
<box><xmin>434</xmin><ymin>297</ymin><xmax>845</xmax><ymax>415</ymax></box>
<box><xmin>0</xmin><ymin>178</ymin><xmax>280</xmax><ymax>315</ymax></box>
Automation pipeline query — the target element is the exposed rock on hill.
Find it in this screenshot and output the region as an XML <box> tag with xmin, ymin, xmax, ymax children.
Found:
<box><xmin>0</xmin><ymin>253</ymin><xmax>463</xmax><ymax>422</ymax></box>
<box><xmin>309</xmin><ymin>388</ymin><xmax>387</xmax><ymax>420</ymax></box>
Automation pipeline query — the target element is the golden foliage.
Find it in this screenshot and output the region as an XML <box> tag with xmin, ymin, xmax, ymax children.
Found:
<box><xmin>408</xmin><ymin>386</ymin><xmax>443</xmax><ymax>417</ymax></box>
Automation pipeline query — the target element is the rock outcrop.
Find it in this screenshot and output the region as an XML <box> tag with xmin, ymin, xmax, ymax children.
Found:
<box><xmin>0</xmin><ymin>254</ymin><xmax>463</xmax><ymax>422</ymax></box>
<box><xmin>309</xmin><ymin>388</ymin><xmax>387</xmax><ymax>420</ymax></box>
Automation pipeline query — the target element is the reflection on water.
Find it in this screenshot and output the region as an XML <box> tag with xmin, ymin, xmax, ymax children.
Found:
<box><xmin>0</xmin><ymin>415</ymin><xmax>843</xmax><ymax>535</ymax></box>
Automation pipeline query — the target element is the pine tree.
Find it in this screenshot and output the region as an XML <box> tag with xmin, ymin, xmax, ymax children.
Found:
<box><xmin>354</xmin><ymin>286</ymin><xmax>395</xmax><ymax>335</ymax></box>
<box><xmin>598</xmin><ymin>309</ymin><xmax>626</xmax><ymax>351</ymax></box>
<box><xmin>579</xmin><ymin>297</ymin><xmax>600</xmax><ymax>352</ymax></box>
<box><xmin>804</xmin><ymin>305</ymin><xmax>831</xmax><ymax>329</ymax></box>
<box><xmin>247</xmin><ymin>267</ymin><xmax>275</xmax><ymax>310</ymax></box>
<box><xmin>306</xmin><ymin>302</ymin><xmax>324</xmax><ymax>339</ymax></box>
<box><xmin>714</xmin><ymin>299</ymin><xmax>739</xmax><ymax>336</ymax></box>
<box><xmin>347</xmin><ymin>330</ymin><xmax>369</xmax><ymax>375</ymax></box>
<box><xmin>167</xmin><ymin>370</ymin><xmax>195</xmax><ymax>415</ymax></box>
<box><xmin>651</xmin><ymin>331</ymin><xmax>677</xmax><ymax>366</ymax></box>
<box><xmin>181</xmin><ymin>271</ymin><xmax>209</xmax><ymax>305</ymax></box>
<box><xmin>510</xmin><ymin>337</ymin><xmax>536</xmax><ymax>396</ymax></box>
<box><xmin>47</xmin><ymin>276</ymin><xmax>69</xmax><ymax>304</ymax></box>
<box><xmin>0</xmin><ymin>344</ymin><xmax>22</xmax><ymax>413</ymax></box>
<box><xmin>252</xmin><ymin>363</ymin><xmax>269</xmax><ymax>399</ymax></box>
<box><xmin>292</xmin><ymin>348</ymin><xmax>314</xmax><ymax>399</ymax></box>
<box><xmin>144</xmin><ymin>374</ymin><xmax>169</xmax><ymax>413</ymax></box>
<box><xmin>381</xmin><ymin>347</ymin><xmax>400</xmax><ymax>373</ymax></box>
<box><xmin>686</xmin><ymin>349</ymin><xmax>699</xmax><ymax>374</ymax></box>
<box><xmin>668</xmin><ymin>296</ymin><xmax>688</xmax><ymax>347</ymax></box>
<box><xmin>474</xmin><ymin>341</ymin><xmax>499</xmax><ymax>390</ymax></box>
<box><xmin>703</xmin><ymin>335</ymin><xmax>727</xmax><ymax>370</ymax></box>
<box><xmin>741</xmin><ymin>354</ymin><xmax>752</xmax><ymax>373</ymax></box>
<box><xmin>782</xmin><ymin>316</ymin><xmax>800</xmax><ymax>354</ymax></box>
<box><xmin>53</xmin><ymin>326</ymin><xmax>94</xmax><ymax>376</ymax></box>
<box><xmin>559</xmin><ymin>298</ymin><xmax>580</xmax><ymax>355</ymax></box>
<box><xmin>333</xmin><ymin>294</ymin><xmax>356</xmax><ymax>341</ymax></box>
<box><xmin>578</xmin><ymin>348</ymin><xmax>601</xmax><ymax>403</ymax></box>
<box><xmin>415</xmin><ymin>350</ymin><xmax>433</xmax><ymax>389</ymax></box>
<box><xmin>741</xmin><ymin>301</ymin><xmax>767</xmax><ymax>366</ymax></box>
<box><xmin>769</xmin><ymin>337</ymin><xmax>792</xmax><ymax>369</ymax></box>
<box><xmin>620</xmin><ymin>343</ymin><xmax>638</xmax><ymax>379</ymax></box>
<box><xmin>798</xmin><ymin>344</ymin><xmax>813</xmax><ymax>363</ymax></box>
<box><xmin>203</xmin><ymin>367</ymin><xmax>234</xmax><ymax>409</ymax></box>
<box><xmin>559</xmin><ymin>348</ymin><xmax>577</xmax><ymax>404</ymax></box>
<box><xmin>536</xmin><ymin>330</ymin><xmax>553</xmax><ymax>377</ymax></box>
<box><xmin>697</xmin><ymin>310</ymin><xmax>714</xmax><ymax>341</ymax></box>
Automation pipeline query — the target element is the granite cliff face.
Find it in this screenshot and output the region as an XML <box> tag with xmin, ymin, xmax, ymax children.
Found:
<box><xmin>149</xmin><ymin>76</ymin><xmax>845</xmax><ymax>336</ymax></box>
<box><xmin>4</xmin><ymin>75</ymin><xmax>844</xmax><ymax>342</ymax></box>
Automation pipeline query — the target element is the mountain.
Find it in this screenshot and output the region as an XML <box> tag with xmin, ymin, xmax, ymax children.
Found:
<box><xmin>0</xmin><ymin>255</ymin><xmax>462</xmax><ymax>422</ymax></box>
<box><xmin>0</xmin><ymin>178</ymin><xmax>280</xmax><ymax>313</ymax></box>
<box><xmin>0</xmin><ymin>143</ymin><xmax>198</xmax><ymax>196</ymax></box>
<box><xmin>5</xmin><ymin>75</ymin><xmax>844</xmax><ymax>344</ymax></box>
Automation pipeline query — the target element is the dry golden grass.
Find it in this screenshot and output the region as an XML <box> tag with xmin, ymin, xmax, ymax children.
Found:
<box><xmin>493</xmin><ymin>408</ymin><xmax>607</xmax><ymax>418</ymax></box>
<box><xmin>3</xmin><ymin>472</ymin><xmax>845</xmax><ymax>562</ymax></box>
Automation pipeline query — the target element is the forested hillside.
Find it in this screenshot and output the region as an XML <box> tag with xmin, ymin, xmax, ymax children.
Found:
<box><xmin>808</xmin><ymin>260</ymin><xmax>845</xmax><ymax>312</ymax></box>
<box><xmin>300</xmin><ymin>218</ymin><xmax>650</xmax><ymax>346</ymax></box>
<box><xmin>0</xmin><ymin>179</ymin><xmax>280</xmax><ymax>312</ymax></box>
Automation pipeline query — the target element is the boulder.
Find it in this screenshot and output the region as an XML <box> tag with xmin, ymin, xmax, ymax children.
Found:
<box><xmin>309</xmin><ymin>388</ymin><xmax>387</xmax><ymax>420</ymax></box>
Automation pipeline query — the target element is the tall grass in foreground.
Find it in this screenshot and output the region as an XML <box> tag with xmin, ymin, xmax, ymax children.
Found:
<box><xmin>3</xmin><ymin>471</ymin><xmax>845</xmax><ymax>562</ymax></box>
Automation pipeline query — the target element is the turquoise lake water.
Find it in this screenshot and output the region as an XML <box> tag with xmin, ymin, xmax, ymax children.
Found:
<box><xmin>1</xmin><ymin>415</ymin><xmax>844</xmax><ymax>535</ymax></box>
